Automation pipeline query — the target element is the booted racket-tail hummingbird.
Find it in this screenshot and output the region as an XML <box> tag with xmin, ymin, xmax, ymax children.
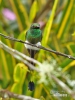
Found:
<box><xmin>25</xmin><ymin>23</ymin><xmax>42</xmax><ymax>59</ymax></box>
<box><xmin>25</xmin><ymin>23</ymin><xmax>42</xmax><ymax>91</ymax></box>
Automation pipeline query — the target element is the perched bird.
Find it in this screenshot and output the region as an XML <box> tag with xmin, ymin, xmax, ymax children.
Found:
<box><xmin>25</xmin><ymin>23</ymin><xmax>42</xmax><ymax>59</ymax></box>
<box><xmin>25</xmin><ymin>23</ymin><xmax>42</xmax><ymax>91</ymax></box>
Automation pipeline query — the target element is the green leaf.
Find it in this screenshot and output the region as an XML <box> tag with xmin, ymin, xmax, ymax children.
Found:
<box><xmin>0</xmin><ymin>27</ymin><xmax>16</xmax><ymax>88</ymax></box>
<box><xmin>14</xmin><ymin>31</ymin><xmax>29</xmax><ymax>56</ymax></box>
<box><xmin>38</xmin><ymin>0</ymin><xmax>59</xmax><ymax>61</ymax></box>
<box><xmin>60</xmin><ymin>56</ymin><xmax>75</xmax><ymax>72</ymax></box>
<box><xmin>9</xmin><ymin>0</ymin><xmax>29</xmax><ymax>31</ymax></box>
<box><xmin>14</xmin><ymin>31</ymin><xmax>25</xmax><ymax>52</ymax></box>
<box><xmin>11</xmin><ymin>63</ymin><xmax>28</xmax><ymax>94</ymax></box>
<box><xmin>29</xmin><ymin>0</ymin><xmax>37</xmax><ymax>22</ymax></box>
<box><xmin>11</xmin><ymin>83</ymin><xmax>22</xmax><ymax>94</ymax></box>
<box><xmin>0</xmin><ymin>27</ymin><xmax>16</xmax><ymax>68</ymax></box>
<box><xmin>13</xmin><ymin>63</ymin><xmax>28</xmax><ymax>83</ymax></box>
<box><xmin>56</xmin><ymin>0</ymin><xmax>74</xmax><ymax>40</ymax></box>
<box><xmin>0</xmin><ymin>49</ymin><xmax>10</xmax><ymax>88</ymax></box>
<box><xmin>42</xmin><ymin>0</ymin><xmax>59</xmax><ymax>46</ymax></box>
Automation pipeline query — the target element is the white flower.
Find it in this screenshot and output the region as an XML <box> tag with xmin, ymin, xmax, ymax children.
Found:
<box><xmin>38</xmin><ymin>60</ymin><xmax>56</xmax><ymax>84</ymax></box>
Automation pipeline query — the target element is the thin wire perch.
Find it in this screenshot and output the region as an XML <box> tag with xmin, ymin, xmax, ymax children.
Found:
<box><xmin>0</xmin><ymin>33</ymin><xmax>75</xmax><ymax>60</ymax></box>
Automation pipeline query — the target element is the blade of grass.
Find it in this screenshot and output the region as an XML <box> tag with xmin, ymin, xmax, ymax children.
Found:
<box><xmin>0</xmin><ymin>49</ymin><xmax>10</xmax><ymax>88</ymax></box>
<box><xmin>62</xmin><ymin>60</ymin><xmax>75</xmax><ymax>72</ymax></box>
<box><xmin>42</xmin><ymin>0</ymin><xmax>58</xmax><ymax>46</ymax></box>
<box><xmin>9</xmin><ymin>0</ymin><xmax>29</xmax><ymax>31</ymax></box>
<box><xmin>57</xmin><ymin>0</ymin><xmax>74</xmax><ymax>39</ymax></box>
<box><xmin>29</xmin><ymin>0</ymin><xmax>37</xmax><ymax>22</ymax></box>
<box><xmin>38</xmin><ymin>0</ymin><xmax>58</xmax><ymax>61</ymax></box>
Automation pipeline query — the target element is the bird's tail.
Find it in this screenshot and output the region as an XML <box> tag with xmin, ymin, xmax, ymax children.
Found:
<box><xmin>28</xmin><ymin>49</ymin><xmax>36</xmax><ymax>65</ymax></box>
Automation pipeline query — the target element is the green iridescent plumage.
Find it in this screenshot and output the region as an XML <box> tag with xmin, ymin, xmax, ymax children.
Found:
<box><xmin>25</xmin><ymin>23</ymin><xmax>42</xmax><ymax>44</ymax></box>
<box><xmin>25</xmin><ymin>23</ymin><xmax>42</xmax><ymax>59</ymax></box>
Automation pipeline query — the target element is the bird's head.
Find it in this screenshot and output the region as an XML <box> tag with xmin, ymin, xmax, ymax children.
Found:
<box><xmin>30</xmin><ymin>23</ymin><xmax>40</xmax><ymax>29</ymax></box>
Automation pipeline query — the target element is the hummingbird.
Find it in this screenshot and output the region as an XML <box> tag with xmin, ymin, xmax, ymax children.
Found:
<box><xmin>25</xmin><ymin>23</ymin><xmax>42</xmax><ymax>91</ymax></box>
<box><xmin>25</xmin><ymin>23</ymin><xmax>42</xmax><ymax>59</ymax></box>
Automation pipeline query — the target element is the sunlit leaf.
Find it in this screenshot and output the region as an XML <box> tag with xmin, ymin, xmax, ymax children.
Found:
<box><xmin>0</xmin><ymin>49</ymin><xmax>10</xmax><ymax>88</ymax></box>
<box><xmin>0</xmin><ymin>27</ymin><xmax>16</xmax><ymax>88</ymax></box>
<box><xmin>29</xmin><ymin>0</ymin><xmax>37</xmax><ymax>22</ymax></box>
<box><xmin>38</xmin><ymin>0</ymin><xmax>59</xmax><ymax>61</ymax></box>
<box><xmin>42</xmin><ymin>0</ymin><xmax>59</xmax><ymax>46</ymax></box>
<box><xmin>56</xmin><ymin>0</ymin><xmax>74</xmax><ymax>40</ymax></box>
<box><xmin>11</xmin><ymin>63</ymin><xmax>28</xmax><ymax>94</ymax></box>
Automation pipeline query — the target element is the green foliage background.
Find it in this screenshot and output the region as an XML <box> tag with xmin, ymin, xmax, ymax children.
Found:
<box><xmin>0</xmin><ymin>0</ymin><xmax>75</xmax><ymax>100</ymax></box>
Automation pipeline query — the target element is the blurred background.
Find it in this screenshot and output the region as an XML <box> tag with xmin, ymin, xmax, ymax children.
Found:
<box><xmin>0</xmin><ymin>0</ymin><xmax>75</xmax><ymax>100</ymax></box>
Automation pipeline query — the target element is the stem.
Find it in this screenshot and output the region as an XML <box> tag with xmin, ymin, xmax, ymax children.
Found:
<box><xmin>0</xmin><ymin>89</ymin><xmax>39</xmax><ymax>100</ymax></box>
<box><xmin>0</xmin><ymin>41</ymin><xmax>40</xmax><ymax>72</ymax></box>
<box><xmin>0</xmin><ymin>33</ymin><xmax>75</xmax><ymax>60</ymax></box>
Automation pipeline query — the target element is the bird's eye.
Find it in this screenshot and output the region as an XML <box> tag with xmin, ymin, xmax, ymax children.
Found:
<box><xmin>28</xmin><ymin>81</ymin><xmax>35</xmax><ymax>91</ymax></box>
